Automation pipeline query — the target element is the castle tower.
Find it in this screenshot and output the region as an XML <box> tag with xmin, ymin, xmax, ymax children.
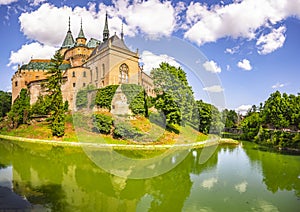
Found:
<box><xmin>76</xmin><ymin>19</ymin><xmax>86</xmax><ymax>46</ymax></box>
<box><xmin>103</xmin><ymin>13</ymin><xmax>109</xmax><ymax>41</ymax></box>
<box><xmin>62</xmin><ymin>17</ymin><xmax>75</xmax><ymax>48</ymax></box>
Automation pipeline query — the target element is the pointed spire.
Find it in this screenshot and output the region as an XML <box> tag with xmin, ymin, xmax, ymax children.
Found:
<box><xmin>121</xmin><ymin>22</ymin><xmax>124</xmax><ymax>41</ymax></box>
<box><xmin>77</xmin><ymin>18</ymin><xmax>85</xmax><ymax>39</ymax></box>
<box><xmin>68</xmin><ymin>17</ymin><xmax>71</xmax><ymax>31</ymax></box>
<box><xmin>103</xmin><ymin>12</ymin><xmax>109</xmax><ymax>41</ymax></box>
<box><xmin>62</xmin><ymin>17</ymin><xmax>75</xmax><ymax>48</ymax></box>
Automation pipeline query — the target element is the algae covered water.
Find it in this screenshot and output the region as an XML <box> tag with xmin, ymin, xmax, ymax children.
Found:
<box><xmin>0</xmin><ymin>139</ymin><xmax>299</xmax><ymax>211</ymax></box>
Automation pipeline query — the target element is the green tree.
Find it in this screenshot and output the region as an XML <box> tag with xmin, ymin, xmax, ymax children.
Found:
<box><xmin>241</xmin><ymin>112</ymin><xmax>261</xmax><ymax>140</ymax></box>
<box><xmin>31</xmin><ymin>95</ymin><xmax>51</xmax><ymax>116</ymax></box>
<box><xmin>44</xmin><ymin>52</ymin><xmax>66</xmax><ymax>137</ymax></box>
<box><xmin>150</xmin><ymin>62</ymin><xmax>195</xmax><ymax>126</ymax></box>
<box><xmin>222</xmin><ymin>109</ymin><xmax>238</xmax><ymax>128</ymax></box>
<box><xmin>0</xmin><ymin>90</ymin><xmax>12</xmax><ymax>118</ymax></box>
<box><xmin>195</xmin><ymin>100</ymin><xmax>224</xmax><ymax>134</ymax></box>
<box><xmin>7</xmin><ymin>88</ymin><xmax>30</xmax><ymax>128</ymax></box>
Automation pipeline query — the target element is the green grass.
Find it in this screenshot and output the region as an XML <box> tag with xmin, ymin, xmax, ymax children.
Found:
<box><xmin>0</xmin><ymin>113</ymin><xmax>208</xmax><ymax>145</ymax></box>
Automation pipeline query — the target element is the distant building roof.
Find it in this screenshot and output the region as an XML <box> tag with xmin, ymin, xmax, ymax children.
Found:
<box><xmin>20</xmin><ymin>59</ymin><xmax>70</xmax><ymax>71</ymax></box>
<box><xmin>86</xmin><ymin>38</ymin><xmax>101</xmax><ymax>48</ymax></box>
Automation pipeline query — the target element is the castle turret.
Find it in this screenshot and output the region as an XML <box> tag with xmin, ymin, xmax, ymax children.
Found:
<box><xmin>62</xmin><ymin>17</ymin><xmax>75</xmax><ymax>48</ymax></box>
<box><xmin>76</xmin><ymin>19</ymin><xmax>86</xmax><ymax>46</ymax></box>
<box><xmin>103</xmin><ymin>13</ymin><xmax>109</xmax><ymax>41</ymax></box>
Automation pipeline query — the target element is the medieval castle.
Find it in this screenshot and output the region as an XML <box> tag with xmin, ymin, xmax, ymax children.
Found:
<box><xmin>11</xmin><ymin>14</ymin><xmax>153</xmax><ymax>110</ymax></box>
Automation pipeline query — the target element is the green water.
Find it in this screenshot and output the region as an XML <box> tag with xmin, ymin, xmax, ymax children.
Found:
<box><xmin>0</xmin><ymin>139</ymin><xmax>299</xmax><ymax>211</ymax></box>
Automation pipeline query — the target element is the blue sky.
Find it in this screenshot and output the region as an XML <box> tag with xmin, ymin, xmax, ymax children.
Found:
<box><xmin>0</xmin><ymin>0</ymin><xmax>299</xmax><ymax>113</ymax></box>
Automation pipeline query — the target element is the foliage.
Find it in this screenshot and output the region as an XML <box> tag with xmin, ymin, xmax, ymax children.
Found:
<box><xmin>0</xmin><ymin>90</ymin><xmax>12</xmax><ymax>117</ymax></box>
<box><xmin>31</xmin><ymin>95</ymin><xmax>51</xmax><ymax>116</ymax></box>
<box><xmin>113</xmin><ymin>121</ymin><xmax>144</xmax><ymax>140</ymax></box>
<box><xmin>76</xmin><ymin>85</ymin><xmax>96</xmax><ymax>109</ymax></box>
<box><xmin>155</xmin><ymin>92</ymin><xmax>181</xmax><ymax>125</ymax></box>
<box><xmin>195</xmin><ymin>100</ymin><xmax>224</xmax><ymax>134</ymax></box>
<box><xmin>260</xmin><ymin>91</ymin><xmax>300</xmax><ymax>130</ymax></box>
<box><xmin>44</xmin><ymin>51</ymin><xmax>66</xmax><ymax>137</ymax></box>
<box><xmin>121</xmin><ymin>84</ymin><xmax>147</xmax><ymax>115</ymax></box>
<box><xmin>95</xmin><ymin>85</ymin><xmax>119</xmax><ymax>110</ymax></box>
<box><xmin>255</xmin><ymin>128</ymin><xmax>300</xmax><ymax>148</ymax></box>
<box><xmin>240</xmin><ymin>112</ymin><xmax>261</xmax><ymax>140</ymax></box>
<box><xmin>150</xmin><ymin>62</ymin><xmax>195</xmax><ymax>125</ymax></box>
<box><xmin>7</xmin><ymin>88</ymin><xmax>30</xmax><ymax>128</ymax></box>
<box><xmin>222</xmin><ymin>109</ymin><xmax>238</xmax><ymax>128</ymax></box>
<box><xmin>92</xmin><ymin>113</ymin><xmax>113</xmax><ymax>134</ymax></box>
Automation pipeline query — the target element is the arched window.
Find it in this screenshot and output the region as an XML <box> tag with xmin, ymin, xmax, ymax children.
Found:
<box><xmin>72</xmin><ymin>71</ymin><xmax>75</xmax><ymax>77</ymax></box>
<box><xmin>119</xmin><ymin>63</ymin><xmax>128</xmax><ymax>84</ymax></box>
<box><xmin>83</xmin><ymin>71</ymin><xmax>86</xmax><ymax>77</ymax></box>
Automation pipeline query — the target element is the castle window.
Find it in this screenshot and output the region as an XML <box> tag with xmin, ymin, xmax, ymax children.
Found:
<box><xmin>15</xmin><ymin>81</ymin><xmax>18</xmax><ymax>87</ymax></box>
<box><xmin>83</xmin><ymin>71</ymin><xmax>86</xmax><ymax>77</ymax></box>
<box><xmin>72</xmin><ymin>71</ymin><xmax>75</xmax><ymax>77</ymax></box>
<box><xmin>96</xmin><ymin>67</ymin><xmax>99</xmax><ymax>79</ymax></box>
<box><xmin>119</xmin><ymin>63</ymin><xmax>129</xmax><ymax>84</ymax></box>
<box><xmin>83</xmin><ymin>83</ymin><xmax>86</xmax><ymax>87</ymax></box>
<box><xmin>102</xmin><ymin>64</ymin><xmax>105</xmax><ymax>78</ymax></box>
<box><xmin>73</xmin><ymin>83</ymin><xmax>76</xmax><ymax>88</ymax></box>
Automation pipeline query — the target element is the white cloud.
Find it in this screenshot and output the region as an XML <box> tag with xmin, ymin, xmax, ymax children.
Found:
<box><xmin>0</xmin><ymin>0</ymin><xmax>17</xmax><ymax>5</ymax></box>
<box><xmin>116</xmin><ymin>0</ymin><xmax>177</xmax><ymax>38</ymax></box>
<box><xmin>202</xmin><ymin>60</ymin><xmax>221</xmax><ymax>73</ymax></box>
<box><xmin>140</xmin><ymin>50</ymin><xmax>180</xmax><ymax>74</ymax></box>
<box><xmin>19</xmin><ymin>3</ymin><xmax>104</xmax><ymax>47</ymax></box>
<box><xmin>272</xmin><ymin>82</ymin><xmax>285</xmax><ymax>89</ymax></box>
<box><xmin>225</xmin><ymin>46</ymin><xmax>239</xmax><ymax>54</ymax></box>
<box><xmin>29</xmin><ymin>0</ymin><xmax>47</xmax><ymax>6</ymax></box>
<box><xmin>237</xmin><ymin>59</ymin><xmax>252</xmax><ymax>71</ymax></box>
<box><xmin>8</xmin><ymin>42</ymin><xmax>56</xmax><ymax>67</ymax></box>
<box><xmin>234</xmin><ymin>181</ymin><xmax>248</xmax><ymax>193</ymax></box>
<box><xmin>256</xmin><ymin>26</ymin><xmax>286</xmax><ymax>55</ymax></box>
<box><xmin>226</xmin><ymin>65</ymin><xmax>231</xmax><ymax>71</ymax></box>
<box><xmin>184</xmin><ymin>0</ymin><xmax>300</xmax><ymax>46</ymax></box>
<box><xmin>201</xmin><ymin>177</ymin><xmax>218</xmax><ymax>189</ymax></box>
<box><xmin>18</xmin><ymin>0</ymin><xmax>177</xmax><ymax>47</ymax></box>
<box><xmin>203</xmin><ymin>85</ymin><xmax>224</xmax><ymax>93</ymax></box>
<box><xmin>235</xmin><ymin>104</ymin><xmax>252</xmax><ymax>115</ymax></box>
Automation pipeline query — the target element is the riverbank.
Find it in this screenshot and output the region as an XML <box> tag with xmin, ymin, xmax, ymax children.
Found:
<box><xmin>0</xmin><ymin>134</ymin><xmax>238</xmax><ymax>150</ymax></box>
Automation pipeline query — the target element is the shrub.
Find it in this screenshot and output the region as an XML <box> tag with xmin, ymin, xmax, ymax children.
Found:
<box><xmin>76</xmin><ymin>85</ymin><xmax>96</xmax><ymax>109</ymax></box>
<box><xmin>92</xmin><ymin>113</ymin><xmax>113</xmax><ymax>134</ymax></box>
<box><xmin>95</xmin><ymin>85</ymin><xmax>119</xmax><ymax>110</ymax></box>
<box><xmin>113</xmin><ymin>121</ymin><xmax>144</xmax><ymax>140</ymax></box>
<box><xmin>121</xmin><ymin>84</ymin><xmax>147</xmax><ymax>116</ymax></box>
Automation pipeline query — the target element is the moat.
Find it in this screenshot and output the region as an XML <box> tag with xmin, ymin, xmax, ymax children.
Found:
<box><xmin>0</xmin><ymin>139</ymin><xmax>299</xmax><ymax>211</ymax></box>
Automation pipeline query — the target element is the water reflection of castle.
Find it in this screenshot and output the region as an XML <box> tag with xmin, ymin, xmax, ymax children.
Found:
<box><xmin>11</xmin><ymin>14</ymin><xmax>153</xmax><ymax>110</ymax></box>
<box><xmin>1</xmin><ymin>141</ymin><xmax>299</xmax><ymax>211</ymax></box>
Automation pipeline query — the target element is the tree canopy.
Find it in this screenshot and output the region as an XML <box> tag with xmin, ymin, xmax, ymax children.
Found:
<box><xmin>0</xmin><ymin>90</ymin><xmax>12</xmax><ymax>118</ymax></box>
<box><xmin>150</xmin><ymin>62</ymin><xmax>195</xmax><ymax>126</ymax></box>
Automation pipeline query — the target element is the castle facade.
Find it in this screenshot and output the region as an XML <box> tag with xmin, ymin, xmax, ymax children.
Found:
<box><xmin>11</xmin><ymin>14</ymin><xmax>153</xmax><ymax>110</ymax></box>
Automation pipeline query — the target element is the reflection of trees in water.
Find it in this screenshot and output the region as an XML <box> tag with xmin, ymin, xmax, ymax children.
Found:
<box><xmin>244</xmin><ymin>143</ymin><xmax>300</xmax><ymax>197</ymax></box>
<box><xmin>0</xmin><ymin>140</ymin><xmax>221</xmax><ymax>211</ymax></box>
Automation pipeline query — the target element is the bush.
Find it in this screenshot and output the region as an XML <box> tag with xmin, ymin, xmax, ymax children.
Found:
<box><xmin>121</xmin><ymin>84</ymin><xmax>147</xmax><ymax>115</ymax></box>
<box><xmin>95</xmin><ymin>85</ymin><xmax>119</xmax><ymax>110</ymax></box>
<box><xmin>92</xmin><ymin>113</ymin><xmax>113</xmax><ymax>134</ymax></box>
<box><xmin>113</xmin><ymin>121</ymin><xmax>144</xmax><ymax>140</ymax></box>
<box><xmin>76</xmin><ymin>85</ymin><xmax>96</xmax><ymax>109</ymax></box>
